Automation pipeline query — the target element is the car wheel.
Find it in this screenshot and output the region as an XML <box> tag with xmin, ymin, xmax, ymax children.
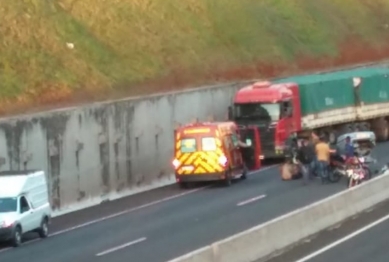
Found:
<box><xmin>11</xmin><ymin>226</ymin><xmax>22</xmax><ymax>247</ymax></box>
<box><xmin>38</xmin><ymin>218</ymin><xmax>49</xmax><ymax>238</ymax></box>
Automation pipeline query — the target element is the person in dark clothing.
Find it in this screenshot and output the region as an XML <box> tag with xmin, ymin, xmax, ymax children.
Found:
<box><xmin>296</xmin><ymin>139</ymin><xmax>314</xmax><ymax>183</ymax></box>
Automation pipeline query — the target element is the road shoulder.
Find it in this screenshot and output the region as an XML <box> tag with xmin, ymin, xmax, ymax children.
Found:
<box><xmin>262</xmin><ymin>199</ymin><xmax>389</xmax><ymax>262</ymax></box>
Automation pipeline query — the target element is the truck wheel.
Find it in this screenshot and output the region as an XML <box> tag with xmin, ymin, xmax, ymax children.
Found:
<box><xmin>11</xmin><ymin>226</ymin><xmax>22</xmax><ymax>247</ymax></box>
<box><xmin>38</xmin><ymin>218</ymin><xmax>49</xmax><ymax>238</ymax></box>
<box><xmin>383</xmin><ymin>120</ymin><xmax>389</xmax><ymax>141</ymax></box>
<box><xmin>374</xmin><ymin>119</ymin><xmax>388</xmax><ymax>141</ymax></box>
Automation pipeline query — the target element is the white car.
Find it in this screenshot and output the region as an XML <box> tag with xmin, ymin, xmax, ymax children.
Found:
<box><xmin>336</xmin><ymin>131</ymin><xmax>376</xmax><ymax>157</ymax></box>
<box><xmin>0</xmin><ymin>170</ymin><xmax>52</xmax><ymax>247</ymax></box>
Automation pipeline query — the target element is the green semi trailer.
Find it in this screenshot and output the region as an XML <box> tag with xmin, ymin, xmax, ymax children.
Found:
<box><xmin>230</xmin><ymin>66</ymin><xmax>389</xmax><ymax>159</ymax></box>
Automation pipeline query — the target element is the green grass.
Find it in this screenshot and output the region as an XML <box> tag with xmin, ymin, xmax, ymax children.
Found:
<box><xmin>2</xmin><ymin>0</ymin><xmax>389</xmax><ymax>110</ymax></box>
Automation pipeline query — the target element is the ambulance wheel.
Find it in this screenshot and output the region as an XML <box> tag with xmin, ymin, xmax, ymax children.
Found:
<box><xmin>178</xmin><ymin>182</ymin><xmax>190</xmax><ymax>189</ymax></box>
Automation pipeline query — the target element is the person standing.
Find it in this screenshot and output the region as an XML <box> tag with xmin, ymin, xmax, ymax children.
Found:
<box><xmin>297</xmin><ymin>139</ymin><xmax>314</xmax><ymax>184</ymax></box>
<box><xmin>315</xmin><ymin>135</ymin><xmax>335</xmax><ymax>183</ymax></box>
<box><xmin>344</xmin><ymin>136</ymin><xmax>355</xmax><ymax>158</ymax></box>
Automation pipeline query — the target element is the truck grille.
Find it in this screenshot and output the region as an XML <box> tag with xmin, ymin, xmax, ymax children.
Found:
<box><xmin>258</xmin><ymin>126</ymin><xmax>276</xmax><ymax>157</ymax></box>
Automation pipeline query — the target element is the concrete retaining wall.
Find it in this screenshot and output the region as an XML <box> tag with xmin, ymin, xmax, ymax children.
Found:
<box><xmin>0</xmin><ymin>61</ymin><xmax>386</xmax><ymax>216</ymax></box>
<box><xmin>0</xmin><ymin>82</ymin><xmax>246</xmax><ymax>215</ymax></box>
<box><xmin>167</xmin><ymin>172</ymin><xmax>389</xmax><ymax>262</ymax></box>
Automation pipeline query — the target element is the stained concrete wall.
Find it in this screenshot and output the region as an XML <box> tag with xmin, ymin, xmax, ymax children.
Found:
<box><xmin>0</xmin><ymin>81</ymin><xmax>249</xmax><ymax>215</ymax></box>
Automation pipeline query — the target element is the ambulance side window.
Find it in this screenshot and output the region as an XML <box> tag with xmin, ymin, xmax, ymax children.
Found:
<box><xmin>231</xmin><ymin>134</ymin><xmax>239</xmax><ymax>147</ymax></box>
<box><xmin>180</xmin><ymin>138</ymin><xmax>196</xmax><ymax>153</ymax></box>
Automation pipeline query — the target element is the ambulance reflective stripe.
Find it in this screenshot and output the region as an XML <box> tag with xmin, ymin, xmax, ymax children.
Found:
<box><xmin>177</xmin><ymin>152</ymin><xmax>198</xmax><ymax>174</ymax></box>
<box><xmin>194</xmin><ymin>155</ymin><xmax>215</xmax><ymax>173</ymax></box>
<box><xmin>194</xmin><ymin>166</ymin><xmax>207</xmax><ymax>174</ymax></box>
<box><xmin>176</xmin><ymin>153</ymin><xmax>191</xmax><ymax>175</ymax></box>
<box><xmin>175</xmin><ymin>133</ymin><xmax>181</xmax><ymax>150</ymax></box>
<box><xmin>204</xmin><ymin>151</ymin><xmax>223</xmax><ymax>170</ymax></box>
<box><xmin>177</xmin><ymin>151</ymin><xmax>224</xmax><ymax>174</ymax></box>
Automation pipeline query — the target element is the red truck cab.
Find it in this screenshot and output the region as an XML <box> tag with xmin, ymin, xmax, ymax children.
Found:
<box><xmin>229</xmin><ymin>81</ymin><xmax>302</xmax><ymax>159</ymax></box>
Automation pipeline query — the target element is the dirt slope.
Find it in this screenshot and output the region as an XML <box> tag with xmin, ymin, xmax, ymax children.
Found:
<box><xmin>2</xmin><ymin>0</ymin><xmax>389</xmax><ymax>115</ymax></box>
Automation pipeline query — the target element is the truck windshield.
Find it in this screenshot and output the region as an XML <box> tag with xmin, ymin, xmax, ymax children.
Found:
<box><xmin>0</xmin><ymin>197</ymin><xmax>17</xmax><ymax>212</ymax></box>
<box><xmin>234</xmin><ymin>103</ymin><xmax>280</xmax><ymax>121</ymax></box>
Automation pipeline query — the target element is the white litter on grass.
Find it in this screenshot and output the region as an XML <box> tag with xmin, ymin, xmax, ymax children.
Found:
<box><xmin>66</xmin><ymin>42</ymin><xmax>74</xmax><ymax>49</ymax></box>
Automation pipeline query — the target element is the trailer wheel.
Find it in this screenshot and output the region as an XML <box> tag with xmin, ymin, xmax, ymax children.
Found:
<box><xmin>381</xmin><ymin>120</ymin><xmax>388</xmax><ymax>141</ymax></box>
<box><xmin>373</xmin><ymin>119</ymin><xmax>388</xmax><ymax>141</ymax></box>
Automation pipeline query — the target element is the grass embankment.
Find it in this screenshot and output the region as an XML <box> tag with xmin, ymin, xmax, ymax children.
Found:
<box><xmin>2</xmin><ymin>0</ymin><xmax>389</xmax><ymax>115</ymax></box>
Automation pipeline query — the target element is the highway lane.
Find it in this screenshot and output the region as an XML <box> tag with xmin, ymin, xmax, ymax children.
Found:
<box><xmin>266</xmin><ymin>199</ymin><xmax>389</xmax><ymax>262</ymax></box>
<box><xmin>305</xmin><ymin>215</ymin><xmax>389</xmax><ymax>262</ymax></box>
<box><xmin>0</xmin><ymin>142</ymin><xmax>388</xmax><ymax>262</ymax></box>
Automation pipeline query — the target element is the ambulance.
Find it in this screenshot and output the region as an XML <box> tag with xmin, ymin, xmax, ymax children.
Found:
<box><xmin>172</xmin><ymin>121</ymin><xmax>261</xmax><ymax>187</ymax></box>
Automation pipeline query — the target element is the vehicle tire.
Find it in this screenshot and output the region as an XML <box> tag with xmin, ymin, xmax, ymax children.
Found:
<box><xmin>38</xmin><ymin>218</ymin><xmax>49</xmax><ymax>238</ymax></box>
<box><xmin>223</xmin><ymin>171</ymin><xmax>232</xmax><ymax>187</ymax></box>
<box><xmin>11</xmin><ymin>226</ymin><xmax>22</xmax><ymax>247</ymax></box>
<box><xmin>363</xmin><ymin>167</ymin><xmax>372</xmax><ymax>180</ymax></box>
<box><xmin>347</xmin><ymin>178</ymin><xmax>353</xmax><ymax>188</ymax></box>
<box><xmin>328</xmin><ymin>170</ymin><xmax>341</xmax><ymax>183</ymax></box>
<box><xmin>178</xmin><ymin>182</ymin><xmax>189</xmax><ymax>189</ymax></box>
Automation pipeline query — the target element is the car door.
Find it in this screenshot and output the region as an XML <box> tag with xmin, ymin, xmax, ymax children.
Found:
<box><xmin>18</xmin><ymin>196</ymin><xmax>35</xmax><ymax>232</ymax></box>
<box><xmin>26</xmin><ymin>195</ymin><xmax>42</xmax><ymax>230</ymax></box>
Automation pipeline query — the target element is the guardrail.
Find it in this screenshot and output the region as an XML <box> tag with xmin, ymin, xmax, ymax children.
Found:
<box><xmin>168</xmin><ymin>172</ymin><xmax>389</xmax><ymax>262</ymax></box>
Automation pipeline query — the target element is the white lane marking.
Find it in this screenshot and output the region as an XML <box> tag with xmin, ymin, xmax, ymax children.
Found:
<box><xmin>51</xmin><ymin>187</ymin><xmax>210</xmax><ymax>236</ymax></box>
<box><xmin>51</xmin><ymin>165</ymin><xmax>276</xmax><ymax>237</ymax></box>
<box><xmin>295</xmin><ymin>212</ymin><xmax>389</xmax><ymax>262</ymax></box>
<box><xmin>237</xmin><ymin>194</ymin><xmax>267</xmax><ymax>206</ymax></box>
<box><xmin>0</xmin><ymin>238</ymin><xmax>40</xmax><ymax>253</ymax></box>
<box><xmin>0</xmin><ymin>165</ymin><xmax>278</xmax><ymax>254</ymax></box>
<box><xmin>95</xmin><ymin>237</ymin><xmax>147</xmax><ymax>257</ymax></box>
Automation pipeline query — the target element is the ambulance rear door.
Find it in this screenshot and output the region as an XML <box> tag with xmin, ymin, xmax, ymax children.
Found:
<box><xmin>194</xmin><ymin>135</ymin><xmax>226</xmax><ymax>174</ymax></box>
<box><xmin>239</xmin><ymin>126</ymin><xmax>262</xmax><ymax>170</ymax></box>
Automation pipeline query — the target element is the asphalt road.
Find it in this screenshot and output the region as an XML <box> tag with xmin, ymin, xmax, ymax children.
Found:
<box><xmin>265</xmin><ymin>199</ymin><xmax>389</xmax><ymax>262</ymax></box>
<box><xmin>0</xmin><ymin>142</ymin><xmax>388</xmax><ymax>262</ymax></box>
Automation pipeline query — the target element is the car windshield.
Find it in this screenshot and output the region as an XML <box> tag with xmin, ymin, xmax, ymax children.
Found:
<box><xmin>234</xmin><ymin>103</ymin><xmax>280</xmax><ymax>121</ymax></box>
<box><xmin>0</xmin><ymin>197</ymin><xmax>17</xmax><ymax>212</ymax></box>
